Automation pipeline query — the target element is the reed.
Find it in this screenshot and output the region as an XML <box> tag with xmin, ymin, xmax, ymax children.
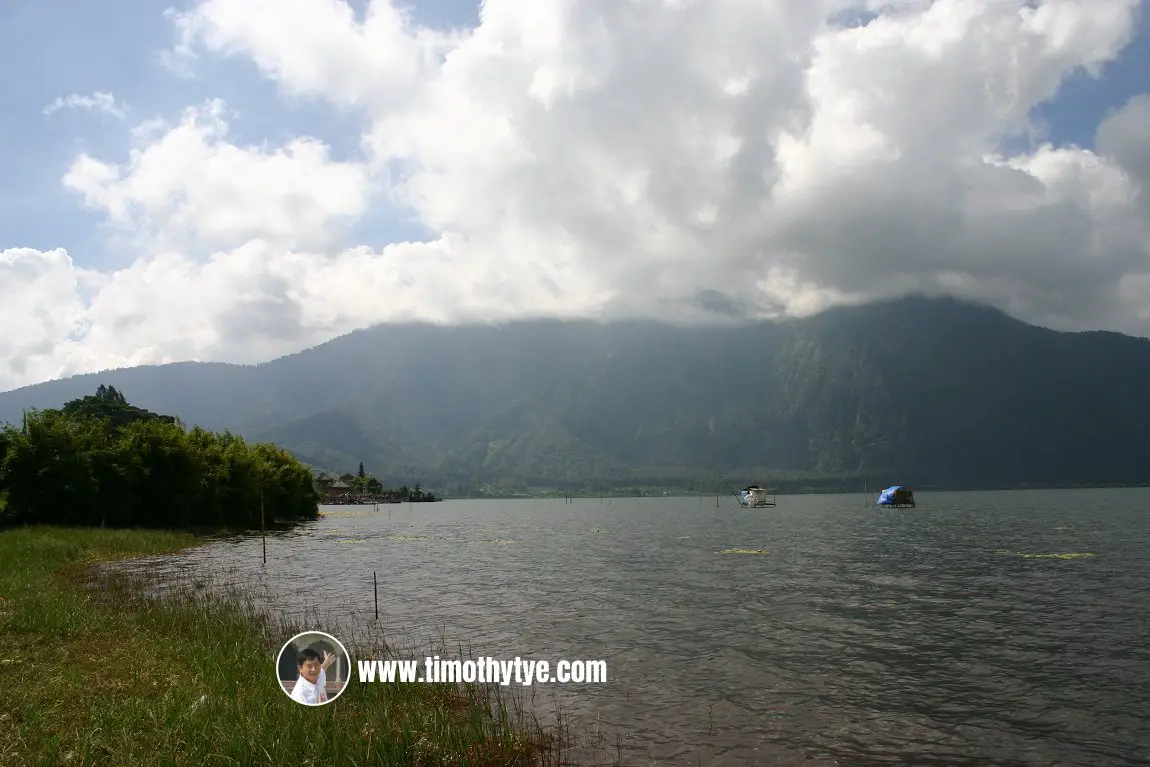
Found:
<box><xmin>0</xmin><ymin>526</ymin><xmax>621</xmax><ymax>766</ymax></box>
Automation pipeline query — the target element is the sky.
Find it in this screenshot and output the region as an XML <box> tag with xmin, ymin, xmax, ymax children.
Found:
<box><xmin>1</xmin><ymin>0</ymin><xmax>1149</xmax><ymax>394</ymax></box>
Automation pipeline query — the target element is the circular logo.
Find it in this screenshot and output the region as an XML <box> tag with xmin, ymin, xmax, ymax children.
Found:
<box><xmin>276</xmin><ymin>630</ymin><xmax>351</xmax><ymax>706</ymax></box>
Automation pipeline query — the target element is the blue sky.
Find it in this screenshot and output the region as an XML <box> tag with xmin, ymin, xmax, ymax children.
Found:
<box><xmin>2</xmin><ymin>0</ymin><xmax>1147</xmax><ymax>275</ymax></box>
<box><xmin>0</xmin><ymin>0</ymin><xmax>479</xmax><ymax>268</ymax></box>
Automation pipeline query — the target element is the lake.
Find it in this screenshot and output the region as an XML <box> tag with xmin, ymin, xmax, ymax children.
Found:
<box><xmin>127</xmin><ymin>488</ymin><xmax>1150</xmax><ymax>765</ymax></box>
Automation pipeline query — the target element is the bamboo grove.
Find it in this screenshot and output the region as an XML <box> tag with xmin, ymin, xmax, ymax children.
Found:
<box><xmin>0</xmin><ymin>386</ymin><xmax>320</xmax><ymax>529</ymax></box>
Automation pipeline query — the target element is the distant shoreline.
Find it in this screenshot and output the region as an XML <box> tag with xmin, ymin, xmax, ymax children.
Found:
<box><xmin>335</xmin><ymin>481</ymin><xmax>1150</xmax><ymax>502</ymax></box>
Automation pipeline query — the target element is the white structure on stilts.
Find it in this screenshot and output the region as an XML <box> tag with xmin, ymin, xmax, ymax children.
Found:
<box><xmin>738</xmin><ymin>485</ymin><xmax>776</xmax><ymax>508</ymax></box>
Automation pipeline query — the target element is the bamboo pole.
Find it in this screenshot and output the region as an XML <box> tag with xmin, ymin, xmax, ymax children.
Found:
<box><xmin>261</xmin><ymin>481</ymin><xmax>266</xmax><ymax>565</ymax></box>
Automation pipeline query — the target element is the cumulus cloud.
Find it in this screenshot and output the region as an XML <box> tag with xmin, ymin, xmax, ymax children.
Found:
<box><xmin>62</xmin><ymin>99</ymin><xmax>374</xmax><ymax>252</ymax></box>
<box><xmin>3</xmin><ymin>0</ymin><xmax>1150</xmax><ymax>392</ymax></box>
<box><xmin>0</xmin><ymin>248</ymin><xmax>104</xmax><ymax>385</ymax></box>
<box><xmin>1097</xmin><ymin>93</ymin><xmax>1150</xmax><ymax>196</ymax></box>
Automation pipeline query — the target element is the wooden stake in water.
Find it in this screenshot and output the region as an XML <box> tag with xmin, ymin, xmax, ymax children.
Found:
<box><xmin>373</xmin><ymin>571</ymin><xmax>379</xmax><ymax>621</ymax></box>
<box><xmin>261</xmin><ymin>484</ymin><xmax>266</xmax><ymax>565</ymax></box>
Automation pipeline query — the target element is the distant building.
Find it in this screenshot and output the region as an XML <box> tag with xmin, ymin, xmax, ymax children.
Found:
<box><xmin>314</xmin><ymin>474</ymin><xmax>355</xmax><ymax>503</ymax></box>
<box><xmin>324</xmin><ymin>479</ymin><xmax>351</xmax><ymax>502</ymax></box>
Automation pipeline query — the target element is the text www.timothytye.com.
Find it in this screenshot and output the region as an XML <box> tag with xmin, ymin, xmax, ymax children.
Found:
<box><xmin>357</xmin><ymin>656</ymin><xmax>608</xmax><ymax>686</ymax></box>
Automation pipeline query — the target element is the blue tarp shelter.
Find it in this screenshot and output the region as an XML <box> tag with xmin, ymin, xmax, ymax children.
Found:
<box><xmin>877</xmin><ymin>485</ymin><xmax>915</xmax><ymax>508</ymax></box>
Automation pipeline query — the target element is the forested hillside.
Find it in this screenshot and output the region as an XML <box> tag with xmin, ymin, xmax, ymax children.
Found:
<box><xmin>2</xmin><ymin>296</ymin><xmax>1148</xmax><ymax>493</ymax></box>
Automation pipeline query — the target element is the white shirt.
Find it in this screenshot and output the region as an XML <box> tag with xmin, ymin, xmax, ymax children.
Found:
<box><xmin>289</xmin><ymin>673</ymin><xmax>328</xmax><ymax>705</ymax></box>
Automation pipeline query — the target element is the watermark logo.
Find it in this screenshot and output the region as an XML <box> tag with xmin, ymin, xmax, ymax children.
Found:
<box><xmin>276</xmin><ymin>631</ymin><xmax>352</xmax><ymax>706</ymax></box>
<box><xmin>356</xmin><ymin>656</ymin><xmax>608</xmax><ymax>686</ymax></box>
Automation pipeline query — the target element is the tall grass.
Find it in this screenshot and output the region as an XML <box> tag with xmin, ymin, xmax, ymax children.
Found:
<box><xmin>0</xmin><ymin>527</ymin><xmax>621</xmax><ymax>766</ymax></box>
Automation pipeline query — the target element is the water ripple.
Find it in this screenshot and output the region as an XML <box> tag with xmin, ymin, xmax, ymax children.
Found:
<box><xmin>116</xmin><ymin>489</ymin><xmax>1150</xmax><ymax>765</ymax></box>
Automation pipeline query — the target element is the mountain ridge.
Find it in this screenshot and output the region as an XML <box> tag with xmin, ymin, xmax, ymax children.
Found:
<box><xmin>3</xmin><ymin>295</ymin><xmax>1149</xmax><ymax>493</ymax></box>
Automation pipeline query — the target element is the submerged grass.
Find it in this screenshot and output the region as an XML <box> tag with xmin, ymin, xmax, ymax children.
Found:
<box><xmin>0</xmin><ymin>526</ymin><xmax>617</xmax><ymax>766</ymax></box>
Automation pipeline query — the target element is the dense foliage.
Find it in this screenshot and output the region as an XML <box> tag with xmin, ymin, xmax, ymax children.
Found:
<box><xmin>0</xmin><ymin>386</ymin><xmax>319</xmax><ymax>529</ymax></box>
<box><xmin>4</xmin><ymin>296</ymin><xmax>1150</xmax><ymax>491</ymax></box>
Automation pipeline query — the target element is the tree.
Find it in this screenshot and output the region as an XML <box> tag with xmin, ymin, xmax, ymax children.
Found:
<box><xmin>0</xmin><ymin>389</ymin><xmax>319</xmax><ymax>530</ymax></box>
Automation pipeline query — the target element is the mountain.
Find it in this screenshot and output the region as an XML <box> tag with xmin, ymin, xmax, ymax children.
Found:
<box><xmin>2</xmin><ymin>295</ymin><xmax>1149</xmax><ymax>493</ymax></box>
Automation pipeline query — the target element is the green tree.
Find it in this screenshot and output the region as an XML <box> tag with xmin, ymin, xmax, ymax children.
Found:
<box><xmin>0</xmin><ymin>389</ymin><xmax>319</xmax><ymax>531</ymax></box>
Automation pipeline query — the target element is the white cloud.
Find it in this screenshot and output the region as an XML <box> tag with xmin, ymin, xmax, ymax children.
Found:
<box><xmin>43</xmin><ymin>91</ymin><xmax>127</xmax><ymax>120</ymax></box>
<box><xmin>61</xmin><ymin>99</ymin><xmax>375</xmax><ymax>252</ymax></box>
<box><xmin>0</xmin><ymin>248</ymin><xmax>104</xmax><ymax>386</ymax></box>
<box><xmin>1097</xmin><ymin>93</ymin><xmax>1150</xmax><ymax>200</ymax></box>
<box><xmin>3</xmin><ymin>0</ymin><xmax>1150</xmax><ymax>392</ymax></box>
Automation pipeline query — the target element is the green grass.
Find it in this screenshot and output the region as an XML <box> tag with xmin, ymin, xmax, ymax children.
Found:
<box><xmin>0</xmin><ymin>526</ymin><xmax>604</xmax><ymax>766</ymax></box>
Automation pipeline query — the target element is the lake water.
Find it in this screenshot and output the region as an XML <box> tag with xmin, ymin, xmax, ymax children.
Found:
<box><xmin>128</xmin><ymin>489</ymin><xmax>1149</xmax><ymax>765</ymax></box>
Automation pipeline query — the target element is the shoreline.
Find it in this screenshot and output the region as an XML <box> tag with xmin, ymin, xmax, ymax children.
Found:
<box><xmin>329</xmin><ymin>483</ymin><xmax>1150</xmax><ymax>503</ymax></box>
<box><xmin>0</xmin><ymin>525</ymin><xmax>605</xmax><ymax>767</ymax></box>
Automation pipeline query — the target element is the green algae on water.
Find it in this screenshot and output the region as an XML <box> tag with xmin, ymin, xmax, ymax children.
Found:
<box><xmin>997</xmin><ymin>550</ymin><xmax>1095</xmax><ymax>560</ymax></box>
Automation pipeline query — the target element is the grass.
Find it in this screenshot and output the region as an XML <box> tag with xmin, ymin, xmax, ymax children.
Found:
<box><xmin>0</xmin><ymin>526</ymin><xmax>617</xmax><ymax>766</ymax></box>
